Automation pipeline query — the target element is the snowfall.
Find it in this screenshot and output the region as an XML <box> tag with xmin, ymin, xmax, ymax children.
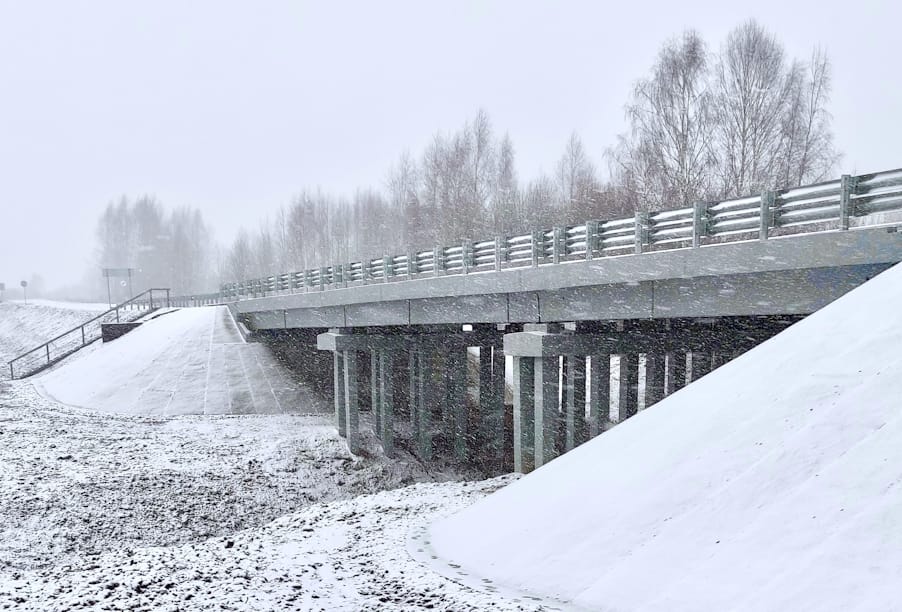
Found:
<box><xmin>0</xmin><ymin>258</ymin><xmax>900</xmax><ymax>611</ymax></box>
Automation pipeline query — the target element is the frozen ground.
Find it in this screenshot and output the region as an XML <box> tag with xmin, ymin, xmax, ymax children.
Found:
<box><xmin>431</xmin><ymin>263</ymin><xmax>902</xmax><ymax>611</ymax></box>
<box><xmin>36</xmin><ymin>306</ymin><xmax>313</xmax><ymax>416</ymax></box>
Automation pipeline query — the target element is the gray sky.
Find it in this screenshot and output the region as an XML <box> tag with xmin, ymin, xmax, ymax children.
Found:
<box><xmin>1</xmin><ymin>0</ymin><xmax>899</xmax><ymax>292</ymax></box>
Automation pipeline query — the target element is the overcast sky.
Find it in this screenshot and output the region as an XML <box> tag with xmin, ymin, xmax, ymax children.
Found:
<box><xmin>1</xmin><ymin>0</ymin><xmax>899</xmax><ymax>292</ymax></box>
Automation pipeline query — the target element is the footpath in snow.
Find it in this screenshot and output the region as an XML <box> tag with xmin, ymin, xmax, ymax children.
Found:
<box><xmin>430</xmin><ymin>262</ymin><xmax>902</xmax><ymax>611</ymax></box>
<box><xmin>35</xmin><ymin>306</ymin><xmax>317</xmax><ymax>416</ymax></box>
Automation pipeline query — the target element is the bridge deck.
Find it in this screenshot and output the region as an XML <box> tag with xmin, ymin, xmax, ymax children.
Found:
<box><xmin>235</xmin><ymin>227</ymin><xmax>902</xmax><ymax>329</ymax></box>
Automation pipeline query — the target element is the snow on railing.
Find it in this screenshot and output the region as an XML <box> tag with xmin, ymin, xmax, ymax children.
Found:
<box><xmin>219</xmin><ymin>168</ymin><xmax>902</xmax><ymax>301</ymax></box>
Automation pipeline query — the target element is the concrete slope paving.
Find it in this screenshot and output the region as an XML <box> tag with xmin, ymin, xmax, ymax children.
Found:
<box><xmin>35</xmin><ymin>306</ymin><xmax>324</xmax><ymax>416</ymax></box>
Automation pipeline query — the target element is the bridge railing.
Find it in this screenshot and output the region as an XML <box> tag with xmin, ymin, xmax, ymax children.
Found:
<box><xmin>7</xmin><ymin>288</ymin><xmax>171</xmax><ymax>380</ymax></box>
<box><xmin>220</xmin><ymin>167</ymin><xmax>902</xmax><ymax>301</ymax></box>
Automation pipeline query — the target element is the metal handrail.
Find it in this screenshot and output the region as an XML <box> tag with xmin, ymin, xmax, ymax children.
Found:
<box><xmin>7</xmin><ymin>288</ymin><xmax>171</xmax><ymax>380</ymax></box>
<box><xmin>220</xmin><ymin>167</ymin><xmax>902</xmax><ymax>301</ymax></box>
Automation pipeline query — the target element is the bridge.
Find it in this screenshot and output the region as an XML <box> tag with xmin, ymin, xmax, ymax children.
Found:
<box><xmin>219</xmin><ymin>168</ymin><xmax>902</xmax><ymax>473</ymax></box>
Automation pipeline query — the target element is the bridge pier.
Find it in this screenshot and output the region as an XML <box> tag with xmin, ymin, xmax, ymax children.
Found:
<box><xmin>318</xmin><ymin>317</ymin><xmax>797</xmax><ymax>472</ymax></box>
<box><xmin>503</xmin><ymin>318</ymin><xmax>794</xmax><ymax>472</ymax></box>
<box><xmin>318</xmin><ymin>326</ymin><xmax>509</xmax><ymax>465</ymax></box>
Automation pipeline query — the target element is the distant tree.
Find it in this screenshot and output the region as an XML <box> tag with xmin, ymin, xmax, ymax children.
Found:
<box><xmin>492</xmin><ymin>133</ymin><xmax>519</xmax><ymax>234</ymax></box>
<box><xmin>556</xmin><ymin>132</ymin><xmax>598</xmax><ymax>219</ymax></box>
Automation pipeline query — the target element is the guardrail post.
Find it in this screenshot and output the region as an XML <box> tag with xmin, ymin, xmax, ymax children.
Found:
<box><xmin>552</xmin><ymin>227</ymin><xmax>563</xmax><ymax>264</ymax></box>
<box><xmin>494</xmin><ymin>236</ymin><xmax>503</xmax><ymax>271</ymax></box>
<box><xmin>586</xmin><ymin>220</ymin><xmax>599</xmax><ymax>260</ymax></box>
<box><xmin>462</xmin><ymin>241</ymin><xmax>470</xmax><ymax>274</ymax></box>
<box><xmin>839</xmin><ymin>174</ymin><xmax>856</xmax><ymax>231</ymax></box>
<box><xmin>692</xmin><ymin>201</ymin><xmax>708</xmax><ymax>248</ymax></box>
<box><xmin>760</xmin><ymin>191</ymin><xmax>775</xmax><ymax>241</ymax></box>
<box><xmin>634</xmin><ymin>212</ymin><xmax>649</xmax><ymax>254</ymax></box>
<box><xmin>531</xmin><ymin>232</ymin><xmax>540</xmax><ymax>268</ymax></box>
<box><xmin>407</xmin><ymin>251</ymin><xmax>416</xmax><ymax>279</ymax></box>
<box><xmin>383</xmin><ymin>255</ymin><xmax>391</xmax><ymax>282</ymax></box>
<box><xmin>319</xmin><ymin>267</ymin><xmax>326</xmax><ymax>291</ymax></box>
<box><xmin>166</xmin><ymin>289</ymin><xmax>171</xmax><ymax>308</ymax></box>
<box><xmin>433</xmin><ymin>245</ymin><xmax>442</xmax><ymax>277</ymax></box>
<box><xmin>81</xmin><ymin>325</ymin><xmax>86</xmax><ymax>346</ymax></box>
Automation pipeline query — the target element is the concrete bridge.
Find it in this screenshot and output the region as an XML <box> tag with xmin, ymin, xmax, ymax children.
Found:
<box><xmin>224</xmin><ymin>168</ymin><xmax>902</xmax><ymax>472</ymax></box>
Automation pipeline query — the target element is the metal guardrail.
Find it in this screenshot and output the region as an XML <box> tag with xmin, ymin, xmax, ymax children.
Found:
<box><xmin>220</xmin><ymin>168</ymin><xmax>902</xmax><ymax>300</ymax></box>
<box><xmin>168</xmin><ymin>292</ymin><xmax>222</xmax><ymax>307</ymax></box>
<box><xmin>7</xmin><ymin>288</ymin><xmax>171</xmax><ymax>380</ymax></box>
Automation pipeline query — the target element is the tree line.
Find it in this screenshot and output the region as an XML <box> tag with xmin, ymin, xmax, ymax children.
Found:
<box><xmin>91</xmin><ymin>19</ymin><xmax>840</xmax><ymax>294</ymax></box>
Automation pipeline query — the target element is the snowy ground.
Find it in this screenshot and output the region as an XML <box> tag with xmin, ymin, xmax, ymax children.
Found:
<box><xmin>0</xmin><ymin>381</ymin><xmax>549</xmax><ymax>611</ymax></box>
<box><xmin>0</xmin><ymin>306</ymin><xmax>547</xmax><ymax>611</ymax></box>
<box><xmin>431</xmin><ymin>263</ymin><xmax>902</xmax><ymax>611</ymax></box>
<box><xmin>37</xmin><ymin>306</ymin><xmax>313</xmax><ymax>416</ymax></box>
<box><xmin>0</xmin><ymin>302</ymin><xmax>107</xmax><ymax>378</ymax></box>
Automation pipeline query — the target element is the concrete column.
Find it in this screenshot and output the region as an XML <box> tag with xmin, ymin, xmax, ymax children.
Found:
<box><xmin>492</xmin><ymin>345</ymin><xmax>507</xmax><ymax>469</ymax></box>
<box><xmin>688</xmin><ymin>351</ymin><xmax>711</xmax><ymax>383</ymax></box>
<box><xmin>333</xmin><ymin>352</ymin><xmax>347</xmax><ymax>437</ymax></box>
<box><xmin>664</xmin><ymin>351</ymin><xmax>687</xmax><ymax>395</ymax></box>
<box><xmin>416</xmin><ymin>346</ymin><xmax>433</xmax><ymax>460</ymax></box>
<box><xmin>617</xmin><ymin>354</ymin><xmax>639</xmax><ymax>421</ymax></box>
<box><xmin>448</xmin><ymin>346</ymin><xmax>468</xmax><ymax>461</ymax></box>
<box><xmin>588</xmin><ymin>354</ymin><xmax>610</xmax><ymax>438</ymax></box>
<box><xmin>479</xmin><ymin>345</ymin><xmax>505</xmax><ymax>466</ymax></box>
<box><xmin>711</xmin><ymin>351</ymin><xmax>727</xmax><ymax>370</ymax></box>
<box><xmin>342</xmin><ymin>350</ymin><xmax>360</xmax><ymax>454</ymax></box>
<box><xmin>534</xmin><ymin>355</ymin><xmax>560</xmax><ymax>469</ymax></box>
<box><xmin>371</xmin><ymin>351</ymin><xmax>381</xmax><ymax>438</ymax></box>
<box><xmin>643</xmin><ymin>353</ymin><xmax>666</xmax><ymax>409</ymax></box>
<box><xmin>379</xmin><ymin>350</ymin><xmax>394</xmax><ymax>457</ymax></box>
<box><xmin>512</xmin><ymin>356</ymin><xmax>535</xmax><ymax>473</ymax></box>
<box><xmin>564</xmin><ymin>356</ymin><xmax>587</xmax><ymax>451</ymax></box>
<box><xmin>408</xmin><ymin>347</ymin><xmax>418</xmax><ymax>432</ymax></box>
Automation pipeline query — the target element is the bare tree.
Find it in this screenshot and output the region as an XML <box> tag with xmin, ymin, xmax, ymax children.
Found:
<box><xmin>492</xmin><ymin>133</ymin><xmax>519</xmax><ymax>234</ymax></box>
<box><xmin>610</xmin><ymin>30</ymin><xmax>716</xmax><ymax>210</ymax></box>
<box><xmin>556</xmin><ymin>132</ymin><xmax>598</xmax><ymax>219</ymax></box>
<box><xmin>712</xmin><ymin>20</ymin><xmax>793</xmax><ymax>196</ymax></box>
<box><xmin>777</xmin><ymin>48</ymin><xmax>839</xmax><ymax>187</ymax></box>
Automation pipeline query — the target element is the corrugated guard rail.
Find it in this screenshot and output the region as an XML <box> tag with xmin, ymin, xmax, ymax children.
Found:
<box><xmin>218</xmin><ymin>167</ymin><xmax>902</xmax><ymax>299</ymax></box>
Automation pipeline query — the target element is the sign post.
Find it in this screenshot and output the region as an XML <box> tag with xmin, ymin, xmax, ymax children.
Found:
<box><xmin>20</xmin><ymin>280</ymin><xmax>27</xmax><ymax>305</ymax></box>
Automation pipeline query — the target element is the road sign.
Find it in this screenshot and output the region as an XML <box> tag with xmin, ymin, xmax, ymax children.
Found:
<box><xmin>102</xmin><ymin>268</ymin><xmax>133</xmax><ymax>278</ymax></box>
<box><xmin>20</xmin><ymin>280</ymin><xmax>27</xmax><ymax>288</ymax></box>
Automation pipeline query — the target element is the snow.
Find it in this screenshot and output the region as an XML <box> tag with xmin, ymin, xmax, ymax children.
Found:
<box><xmin>35</xmin><ymin>306</ymin><xmax>317</xmax><ymax>416</ymax></box>
<box><xmin>0</xmin><ymin>382</ymin><xmax>545</xmax><ymax>611</ymax></box>
<box><xmin>430</xmin><ymin>262</ymin><xmax>902</xmax><ymax>611</ymax></box>
<box><xmin>0</xmin><ymin>301</ymin><xmax>108</xmax><ymax>378</ymax></box>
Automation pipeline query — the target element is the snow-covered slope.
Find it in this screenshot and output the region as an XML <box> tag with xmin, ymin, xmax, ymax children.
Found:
<box><xmin>0</xmin><ymin>301</ymin><xmax>106</xmax><ymax>376</ymax></box>
<box><xmin>36</xmin><ymin>306</ymin><xmax>322</xmax><ymax>416</ymax></box>
<box><xmin>430</xmin><ymin>263</ymin><xmax>902</xmax><ymax>611</ymax></box>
